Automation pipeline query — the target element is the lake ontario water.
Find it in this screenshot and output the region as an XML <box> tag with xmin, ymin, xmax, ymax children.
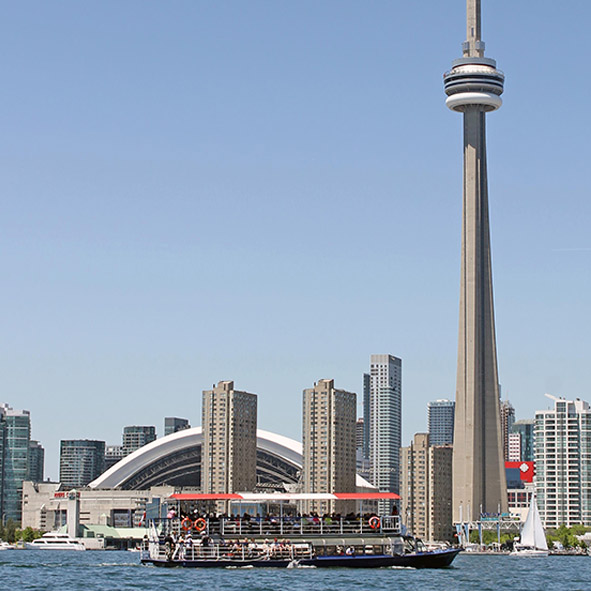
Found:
<box><xmin>2</xmin><ymin>550</ymin><xmax>590</xmax><ymax>591</ymax></box>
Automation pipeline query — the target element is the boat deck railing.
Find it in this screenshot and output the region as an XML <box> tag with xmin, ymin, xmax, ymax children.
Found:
<box><xmin>149</xmin><ymin>540</ymin><xmax>314</xmax><ymax>563</ymax></box>
<box><xmin>156</xmin><ymin>514</ymin><xmax>400</xmax><ymax>538</ymax></box>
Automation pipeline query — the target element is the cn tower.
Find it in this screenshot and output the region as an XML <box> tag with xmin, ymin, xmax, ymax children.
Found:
<box><xmin>444</xmin><ymin>0</ymin><xmax>507</xmax><ymax>522</ymax></box>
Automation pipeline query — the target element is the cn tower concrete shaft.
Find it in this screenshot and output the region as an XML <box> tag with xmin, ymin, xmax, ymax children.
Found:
<box><xmin>444</xmin><ymin>1</ymin><xmax>508</xmax><ymax>522</ymax></box>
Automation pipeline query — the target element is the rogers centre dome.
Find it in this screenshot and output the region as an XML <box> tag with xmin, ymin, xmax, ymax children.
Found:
<box><xmin>89</xmin><ymin>428</ymin><xmax>374</xmax><ymax>491</ymax></box>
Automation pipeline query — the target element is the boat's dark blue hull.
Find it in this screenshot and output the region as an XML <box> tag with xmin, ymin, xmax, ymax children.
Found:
<box><xmin>300</xmin><ymin>548</ymin><xmax>460</xmax><ymax>568</ymax></box>
<box><xmin>141</xmin><ymin>548</ymin><xmax>460</xmax><ymax>569</ymax></box>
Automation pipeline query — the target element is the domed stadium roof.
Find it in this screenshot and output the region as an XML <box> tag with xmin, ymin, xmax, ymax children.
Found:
<box><xmin>89</xmin><ymin>427</ymin><xmax>373</xmax><ymax>491</ymax></box>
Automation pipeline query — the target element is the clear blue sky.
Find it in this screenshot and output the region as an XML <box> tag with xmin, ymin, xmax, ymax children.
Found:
<box><xmin>1</xmin><ymin>1</ymin><xmax>590</xmax><ymax>480</ymax></box>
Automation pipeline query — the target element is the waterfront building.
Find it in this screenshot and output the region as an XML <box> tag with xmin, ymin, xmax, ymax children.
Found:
<box><xmin>535</xmin><ymin>395</ymin><xmax>591</xmax><ymax>528</ymax></box>
<box><xmin>512</xmin><ymin>419</ymin><xmax>535</xmax><ymax>462</ymax></box>
<box><xmin>500</xmin><ymin>400</ymin><xmax>516</xmax><ymax>461</ymax></box>
<box><xmin>104</xmin><ymin>445</ymin><xmax>125</xmax><ymax>471</ymax></box>
<box><xmin>164</xmin><ymin>417</ymin><xmax>190</xmax><ymax>437</ymax></box>
<box><xmin>201</xmin><ymin>381</ymin><xmax>257</xmax><ymax>497</ymax></box>
<box><xmin>0</xmin><ymin>403</ymin><xmax>31</xmax><ymax>523</ymax></box>
<box><xmin>28</xmin><ymin>440</ymin><xmax>44</xmax><ymax>483</ymax></box>
<box><xmin>22</xmin><ymin>480</ymin><xmax>165</xmax><ymax>538</ymax></box>
<box><xmin>444</xmin><ymin>0</ymin><xmax>508</xmax><ymax>521</ymax></box>
<box><xmin>427</xmin><ymin>400</ymin><xmax>455</xmax><ymax>446</ymax></box>
<box><xmin>400</xmin><ymin>433</ymin><xmax>453</xmax><ymax>543</ymax></box>
<box><xmin>59</xmin><ymin>440</ymin><xmax>105</xmax><ymax>488</ymax></box>
<box><xmin>122</xmin><ymin>426</ymin><xmax>156</xmax><ymax>456</ymax></box>
<box><xmin>368</xmin><ymin>354</ymin><xmax>402</xmax><ymax>510</ymax></box>
<box><xmin>302</xmin><ymin>379</ymin><xmax>356</xmax><ymax>514</ymax></box>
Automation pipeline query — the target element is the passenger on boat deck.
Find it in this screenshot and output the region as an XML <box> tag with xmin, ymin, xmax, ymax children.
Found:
<box><xmin>345</xmin><ymin>546</ymin><xmax>355</xmax><ymax>556</ymax></box>
<box><xmin>177</xmin><ymin>535</ymin><xmax>185</xmax><ymax>559</ymax></box>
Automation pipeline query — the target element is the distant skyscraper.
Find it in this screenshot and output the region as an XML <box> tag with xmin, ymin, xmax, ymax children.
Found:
<box><xmin>535</xmin><ymin>395</ymin><xmax>591</xmax><ymax>528</ymax></box>
<box><xmin>507</xmin><ymin>432</ymin><xmax>521</xmax><ymax>462</ymax></box>
<box><xmin>122</xmin><ymin>426</ymin><xmax>156</xmax><ymax>456</ymax></box>
<box><xmin>444</xmin><ymin>0</ymin><xmax>508</xmax><ymax>521</ymax></box>
<box><xmin>28</xmin><ymin>440</ymin><xmax>44</xmax><ymax>483</ymax></box>
<box><xmin>427</xmin><ymin>400</ymin><xmax>455</xmax><ymax>446</ymax></box>
<box><xmin>302</xmin><ymin>379</ymin><xmax>356</xmax><ymax>514</ymax></box>
<box><xmin>500</xmin><ymin>400</ymin><xmax>516</xmax><ymax>461</ymax></box>
<box><xmin>0</xmin><ymin>403</ymin><xmax>31</xmax><ymax>523</ymax></box>
<box><xmin>368</xmin><ymin>354</ymin><xmax>402</xmax><ymax>508</ymax></box>
<box><xmin>355</xmin><ymin>418</ymin><xmax>364</xmax><ymax>452</ymax></box>
<box><xmin>59</xmin><ymin>440</ymin><xmax>105</xmax><ymax>488</ymax></box>
<box><xmin>201</xmin><ymin>381</ymin><xmax>257</xmax><ymax>497</ymax></box>
<box><xmin>164</xmin><ymin>417</ymin><xmax>190</xmax><ymax>437</ymax></box>
<box><xmin>362</xmin><ymin>373</ymin><xmax>370</xmax><ymax>459</ymax></box>
<box><xmin>400</xmin><ymin>433</ymin><xmax>454</xmax><ymax>543</ymax></box>
<box><xmin>512</xmin><ymin>419</ymin><xmax>535</xmax><ymax>462</ymax></box>
<box><xmin>104</xmin><ymin>444</ymin><xmax>124</xmax><ymax>471</ymax></box>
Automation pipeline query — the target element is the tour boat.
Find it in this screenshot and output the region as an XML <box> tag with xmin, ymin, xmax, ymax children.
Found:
<box><xmin>140</xmin><ymin>532</ymin><xmax>460</xmax><ymax>569</ymax></box>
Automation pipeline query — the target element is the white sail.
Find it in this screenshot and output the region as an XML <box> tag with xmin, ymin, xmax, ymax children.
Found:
<box><xmin>520</xmin><ymin>494</ymin><xmax>548</xmax><ymax>551</ymax></box>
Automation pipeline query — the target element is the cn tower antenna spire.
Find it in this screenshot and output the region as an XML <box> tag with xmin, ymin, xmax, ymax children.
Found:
<box><xmin>464</xmin><ymin>0</ymin><xmax>484</xmax><ymax>57</ymax></box>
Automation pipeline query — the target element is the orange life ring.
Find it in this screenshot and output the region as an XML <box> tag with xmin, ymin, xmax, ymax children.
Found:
<box><xmin>194</xmin><ymin>518</ymin><xmax>207</xmax><ymax>532</ymax></box>
<box><xmin>368</xmin><ymin>516</ymin><xmax>380</xmax><ymax>529</ymax></box>
<box><xmin>181</xmin><ymin>517</ymin><xmax>192</xmax><ymax>531</ymax></box>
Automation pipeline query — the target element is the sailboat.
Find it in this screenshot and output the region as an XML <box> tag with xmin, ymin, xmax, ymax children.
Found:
<box><xmin>510</xmin><ymin>493</ymin><xmax>549</xmax><ymax>556</ymax></box>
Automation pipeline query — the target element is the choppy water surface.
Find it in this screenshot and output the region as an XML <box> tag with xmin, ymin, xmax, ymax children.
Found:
<box><xmin>2</xmin><ymin>550</ymin><xmax>590</xmax><ymax>591</ymax></box>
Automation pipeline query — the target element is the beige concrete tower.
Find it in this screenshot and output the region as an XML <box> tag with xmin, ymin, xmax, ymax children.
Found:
<box><xmin>302</xmin><ymin>379</ymin><xmax>357</xmax><ymax>515</ymax></box>
<box><xmin>201</xmin><ymin>381</ymin><xmax>257</xmax><ymax>500</ymax></box>
<box><xmin>443</xmin><ymin>0</ymin><xmax>508</xmax><ymax>522</ymax></box>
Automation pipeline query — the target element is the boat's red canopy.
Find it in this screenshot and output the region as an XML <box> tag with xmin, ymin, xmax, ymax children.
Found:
<box><xmin>168</xmin><ymin>492</ymin><xmax>400</xmax><ymax>501</ymax></box>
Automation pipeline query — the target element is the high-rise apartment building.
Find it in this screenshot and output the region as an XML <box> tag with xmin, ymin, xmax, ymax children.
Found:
<box><xmin>400</xmin><ymin>433</ymin><xmax>454</xmax><ymax>542</ymax></box>
<box><xmin>535</xmin><ymin>395</ymin><xmax>591</xmax><ymax>528</ymax></box>
<box><xmin>427</xmin><ymin>400</ymin><xmax>455</xmax><ymax>446</ymax></box>
<box><xmin>59</xmin><ymin>440</ymin><xmax>106</xmax><ymax>488</ymax></box>
<box><xmin>0</xmin><ymin>403</ymin><xmax>31</xmax><ymax>523</ymax></box>
<box><xmin>201</xmin><ymin>381</ymin><xmax>257</xmax><ymax>497</ymax></box>
<box><xmin>400</xmin><ymin>433</ymin><xmax>430</xmax><ymax>540</ymax></box>
<box><xmin>302</xmin><ymin>379</ymin><xmax>356</xmax><ymax>514</ymax></box>
<box><xmin>28</xmin><ymin>440</ymin><xmax>44</xmax><ymax>483</ymax></box>
<box><xmin>164</xmin><ymin>417</ymin><xmax>190</xmax><ymax>437</ymax></box>
<box><xmin>429</xmin><ymin>444</ymin><xmax>454</xmax><ymax>542</ymax></box>
<box><xmin>500</xmin><ymin>400</ymin><xmax>516</xmax><ymax>461</ymax></box>
<box><xmin>512</xmin><ymin>419</ymin><xmax>535</xmax><ymax>462</ymax></box>
<box><xmin>122</xmin><ymin>426</ymin><xmax>156</xmax><ymax>456</ymax></box>
<box><xmin>368</xmin><ymin>354</ymin><xmax>402</xmax><ymax>508</ymax></box>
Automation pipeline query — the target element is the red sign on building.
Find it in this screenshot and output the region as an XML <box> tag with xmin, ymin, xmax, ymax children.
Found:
<box><xmin>505</xmin><ymin>461</ymin><xmax>534</xmax><ymax>482</ymax></box>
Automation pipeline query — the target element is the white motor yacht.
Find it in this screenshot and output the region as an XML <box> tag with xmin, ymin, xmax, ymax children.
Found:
<box><xmin>26</xmin><ymin>532</ymin><xmax>86</xmax><ymax>551</ymax></box>
<box><xmin>0</xmin><ymin>540</ymin><xmax>15</xmax><ymax>550</ymax></box>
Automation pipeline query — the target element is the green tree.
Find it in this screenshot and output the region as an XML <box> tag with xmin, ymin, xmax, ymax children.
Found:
<box><xmin>3</xmin><ymin>520</ymin><xmax>17</xmax><ymax>544</ymax></box>
<box><xmin>18</xmin><ymin>527</ymin><xmax>42</xmax><ymax>543</ymax></box>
